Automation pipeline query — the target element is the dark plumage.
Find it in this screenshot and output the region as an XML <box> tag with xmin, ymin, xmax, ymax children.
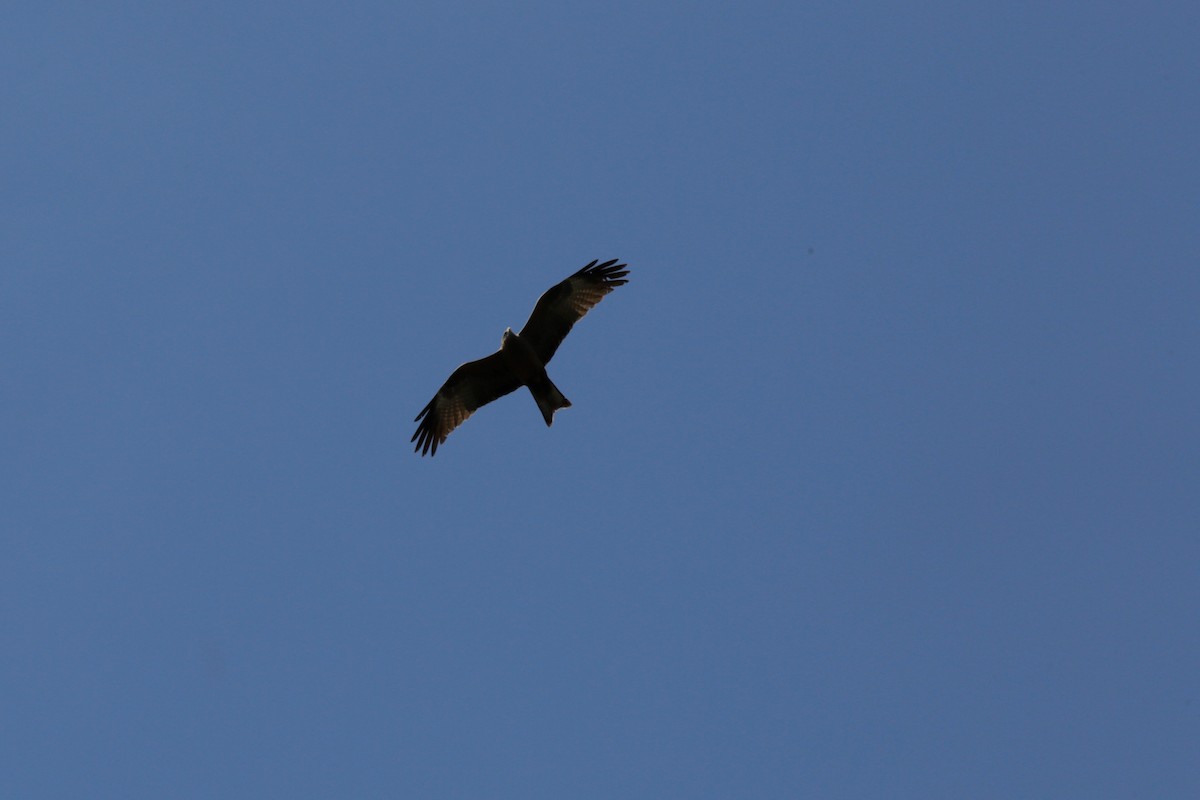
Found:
<box><xmin>412</xmin><ymin>259</ymin><xmax>630</xmax><ymax>456</ymax></box>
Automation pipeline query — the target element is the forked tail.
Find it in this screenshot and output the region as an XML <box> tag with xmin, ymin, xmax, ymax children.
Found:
<box><xmin>530</xmin><ymin>375</ymin><xmax>571</xmax><ymax>426</ymax></box>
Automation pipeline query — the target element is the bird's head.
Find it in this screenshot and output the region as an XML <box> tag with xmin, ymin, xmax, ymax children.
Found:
<box><xmin>502</xmin><ymin>327</ymin><xmax>514</xmax><ymax>345</ymax></box>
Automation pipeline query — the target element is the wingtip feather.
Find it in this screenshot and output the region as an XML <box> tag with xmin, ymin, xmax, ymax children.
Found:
<box><xmin>578</xmin><ymin>258</ymin><xmax>629</xmax><ymax>286</ymax></box>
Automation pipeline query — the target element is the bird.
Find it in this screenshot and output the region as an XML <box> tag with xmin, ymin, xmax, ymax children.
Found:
<box><xmin>412</xmin><ymin>259</ymin><xmax>630</xmax><ymax>456</ymax></box>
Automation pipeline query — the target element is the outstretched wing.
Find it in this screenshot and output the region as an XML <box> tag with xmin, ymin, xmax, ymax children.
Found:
<box><xmin>518</xmin><ymin>259</ymin><xmax>629</xmax><ymax>365</ymax></box>
<box><xmin>412</xmin><ymin>351</ymin><xmax>521</xmax><ymax>456</ymax></box>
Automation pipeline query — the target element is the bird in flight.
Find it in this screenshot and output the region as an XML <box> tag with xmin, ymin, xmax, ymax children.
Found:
<box><xmin>412</xmin><ymin>259</ymin><xmax>630</xmax><ymax>456</ymax></box>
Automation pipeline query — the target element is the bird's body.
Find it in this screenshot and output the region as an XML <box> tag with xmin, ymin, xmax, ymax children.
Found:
<box><xmin>499</xmin><ymin>327</ymin><xmax>571</xmax><ymax>426</ymax></box>
<box><xmin>412</xmin><ymin>259</ymin><xmax>629</xmax><ymax>456</ymax></box>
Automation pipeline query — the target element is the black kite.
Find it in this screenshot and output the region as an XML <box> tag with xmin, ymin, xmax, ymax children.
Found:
<box><xmin>412</xmin><ymin>259</ymin><xmax>630</xmax><ymax>456</ymax></box>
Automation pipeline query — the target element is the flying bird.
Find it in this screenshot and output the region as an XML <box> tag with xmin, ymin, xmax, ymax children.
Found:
<box><xmin>412</xmin><ymin>258</ymin><xmax>630</xmax><ymax>456</ymax></box>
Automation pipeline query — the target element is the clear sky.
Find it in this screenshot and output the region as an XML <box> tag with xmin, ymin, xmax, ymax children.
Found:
<box><xmin>2</xmin><ymin>3</ymin><xmax>1197</xmax><ymax>797</ymax></box>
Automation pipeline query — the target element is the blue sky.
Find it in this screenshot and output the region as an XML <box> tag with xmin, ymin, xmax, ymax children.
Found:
<box><xmin>2</xmin><ymin>2</ymin><xmax>1198</xmax><ymax>797</ymax></box>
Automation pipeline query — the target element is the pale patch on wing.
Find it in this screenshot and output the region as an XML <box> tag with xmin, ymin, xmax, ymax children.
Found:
<box><xmin>566</xmin><ymin>283</ymin><xmax>612</xmax><ymax>317</ymax></box>
<box><xmin>433</xmin><ymin>390</ymin><xmax>473</xmax><ymax>438</ymax></box>
<box><xmin>413</xmin><ymin>387</ymin><xmax>477</xmax><ymax>456</ymax></box>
